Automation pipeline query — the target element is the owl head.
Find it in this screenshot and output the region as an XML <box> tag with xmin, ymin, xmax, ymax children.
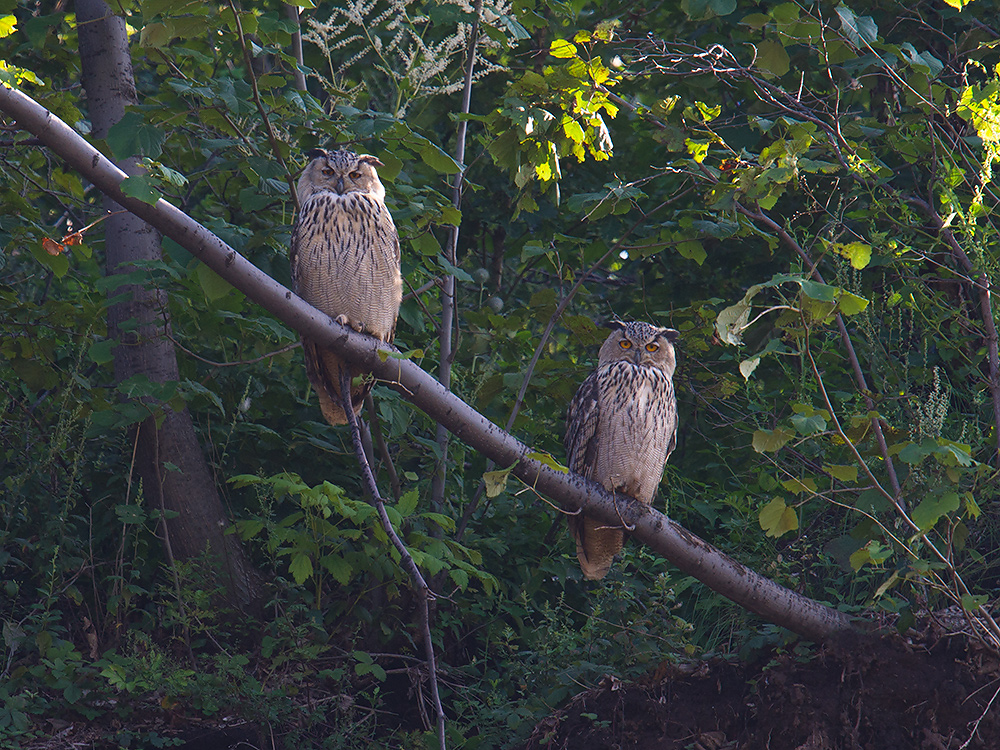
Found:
<box><xmin>598</xmin><ymin>320</ymin><xmax>680</xmax><ymax>375</ymax></box>
<box><xmin>296</xmin><ymin>148</ymin><xmax>386</xmax><ymax>204</ymax></box>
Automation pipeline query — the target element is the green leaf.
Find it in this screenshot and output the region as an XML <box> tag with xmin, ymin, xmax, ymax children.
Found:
<box><xmin>823</xmin><ymin>464</ymin><xmax>858</xmax><ymax>482</ymax></box>
<box><xmin>419</xmin><ymin>143</ymin><xmax>461</xmax><ymax>174</ymax></box>
<box><xmin>288</xmin><ymin>553</ymin><xmax>313</xmax><ymax>584</ymax></box>
<box><xmin>756</xmin><ymin>40</ymin><xmax>790</xmax><ymax>77</ymax></box>
<box><xmin>119</xmin><ymin>175</ymin><xmax>161</xmax><ymax>205</ymax></box>
<box><xmin>911</xmin><ymin>492</ymin><xmax>961</xmax><ymax>531</ymax></box>
<box><xmin>739</xmin><ymin>356</ymin><xmax>761</xmax><ymax>380</ymax></box>
<box><xmin>396</xmin><ymin>489</ymin><xmax>419</xmax><ymax>518</ymax></box>
<box><xmin>88</xmin><ymin>339</ymin><xmax>115</xmax><ymax>364</ymax></box>
<box><xmin>781</xmin><ymin>477</ymin><xmax>817</xmax><ymax>494</ymax></box>
<box><xmin>107</xmin><ymin>111</ymin><xmax>165</xmax><ymax>159</ymax></box>
<box><xmin>752</xmin><ymin>427</ymin><xmax>793</xmax><ymax>453</ymax></box>
<box><xmin>0</xmin><ymin>14</ymin><xmax>16</xmax><ymax>38</ymax></box>
<box><xmin>790</xmin><ymin>412</ymin><xmax>827</xmax><ymax>435</ymax></box>
<box><xmin>549</xmin><ymin>39</ymin><xmax>577</xmax><ymax>58</ymax></box>
<box><xmin>759</xmin><ymin>497</ymin><xmax>798</xmax><ymax>538</ymax></box>
<box><xmin>483</xmin><ymin>467</ymin><xmax>512</xmax><ymax>498</ymax></box>
<box><xmin>676</xmin><ymin>239</ymin><xmax>706</xmax><ymax>265</ymax></box>
<box><xmin>837</xmin><ymin>291</ymin><xmax>869</xmax><ymax>316</ymax></box>
<box><xmin>831</xmin><ymin>241</ymin><xmax>872</xmax><ymax>270</ymax></box>
<box><xmin>196</xmin><ymin>262</ymin><xmax>232</xmax><ymax>302</ymax></box>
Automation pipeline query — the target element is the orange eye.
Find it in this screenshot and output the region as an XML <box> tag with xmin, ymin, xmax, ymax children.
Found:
<box><xmin>321</xmin><ymin>168</ymin><xmax>334</xmax><ymax>176</ymax></box>
<box><xmin>619</xmin><ymin>340</ymin><xmax>632</xmax><ymax>350</ymax></box>
<box><xmin>349</xmin><ymin>170</ymin><xmax>362</xmax><ymax>179</ymax></box>
<box><xmin>645</xmin><ymin>343</ymin><xmax>659</xmax><ymax>352</ymax></box>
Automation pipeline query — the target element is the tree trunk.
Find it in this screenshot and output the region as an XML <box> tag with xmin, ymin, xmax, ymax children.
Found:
<box><xmin>76</xmin><ymin>0</ymin><xmax>262</xmax><ymax>611</ymax></box>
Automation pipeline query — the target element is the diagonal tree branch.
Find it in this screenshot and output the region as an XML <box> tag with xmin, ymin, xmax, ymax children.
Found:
<box><xmin>0</xmin><ymin>83</ymin><xmax>855</xmax><ymax>644</ymax></box>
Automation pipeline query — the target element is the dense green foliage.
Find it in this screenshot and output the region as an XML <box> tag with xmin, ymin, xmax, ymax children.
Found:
<box><xmin>4</xmin><ymin>0</ymin><xmax>1000</xmax><ymax>746</ymax></box>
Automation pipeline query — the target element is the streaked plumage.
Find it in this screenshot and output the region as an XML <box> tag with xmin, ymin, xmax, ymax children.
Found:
<box><xmin>290</xmin><ymin>148</ymin><xmax>402</xmax><ymax>424</ymax></box>
<box><xmin>564</xmin><ymin>320</ymin><xmax>680</xmax><ymax>580</ymax></box>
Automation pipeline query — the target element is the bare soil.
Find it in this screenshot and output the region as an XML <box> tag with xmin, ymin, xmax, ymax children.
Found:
<box><xmin>521</xmin><ymin>630</ymin><xmax>1000</xmax><ymax>750</ymax></box>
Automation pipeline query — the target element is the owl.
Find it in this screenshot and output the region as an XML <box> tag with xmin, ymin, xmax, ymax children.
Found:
<box><xmin>564</xmin><ymin>320</ymin><xmax>680</xmax><ymax>580</ymax></box>
<box><xmin>290</xmin><ymin>148</ymin><xmax>402</xmax><ymax>425</ymax></box>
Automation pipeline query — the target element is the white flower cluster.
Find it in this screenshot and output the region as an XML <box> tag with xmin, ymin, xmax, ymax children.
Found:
<box><xmin>304</xmin><ymin>0</ymin><xmax>512</xmax><ymax>116</ymax></box>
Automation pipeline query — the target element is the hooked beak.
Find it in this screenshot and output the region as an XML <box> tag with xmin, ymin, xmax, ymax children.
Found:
<box><xmin>335</xmin><ymin>177</ymin><xmax>345</xmax><ymax>194</ymax></box>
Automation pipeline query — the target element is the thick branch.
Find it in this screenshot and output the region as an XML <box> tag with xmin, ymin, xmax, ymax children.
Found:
<box><xmin>0</xmin><ymin>84</ymin><xmax>855</xmax><ymax>644</ymax></box>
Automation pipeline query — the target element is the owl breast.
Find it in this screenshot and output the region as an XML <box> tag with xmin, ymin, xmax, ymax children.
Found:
<box><xmin>594</xmin><ymin>361</ymin><xmax>676</xmax><ymax>504</ymax></box>
<box><xmin>292</xmin><ymin>191</ymin><xmax>402</xmax><ymax>341</ymax></box>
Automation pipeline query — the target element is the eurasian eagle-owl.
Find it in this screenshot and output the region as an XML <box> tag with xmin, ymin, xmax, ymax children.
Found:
<box><xmin>290</xmin><ymin>147</ymin><xmax>402</xmax><ymax>425</ymax></box>
<box><xmin>564</xmin><ymin>321</ymin><xmax>680</xmax><ymax>580</ymax></box>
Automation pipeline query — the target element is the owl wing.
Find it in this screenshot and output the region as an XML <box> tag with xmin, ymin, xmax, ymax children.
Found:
<box><xmin>564</xmin><ymin>368</ymin><xmax>602</xmax><ymax>478</ymax></box>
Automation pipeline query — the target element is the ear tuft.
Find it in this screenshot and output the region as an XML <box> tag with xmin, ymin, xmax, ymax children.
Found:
<box><xmin>660</xmin><ymin>328</ymin><xmax>680</xmax><ymax>343</ymax></box>
<box><xmin>604</xmin><ymin>319</ymin><xmax>627</xmax><ymax>331</ymax></box>
<box><xmin>304</xmin><ymin>148</ymin><xmax>329</xmax><ymax>161</ymax></box>
<box><xmin>358</xmin><ymin>154</ymin><xmax>385</xmax><ymax>168</ymax></box>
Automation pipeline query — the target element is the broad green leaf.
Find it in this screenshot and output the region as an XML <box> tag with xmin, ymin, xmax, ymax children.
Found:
<box><xmin>549</xmin><ymin>39</ymin><xmax>577</xmax><ymax>58</ymax></box>
<box><xmin>823</xmin><ymin>464</ymin><xmax>858</xmax><ymax>482</ymax></box>
<box><xmin>525</xmin><ymin>451</ymin><xmax>569</xmax><ymax>473</ymax></box>
<box><xmin>790</xmin><ymin>412</ymin><xmax>827</xmax><ymax>435</ymax></box>
<box><xmin>837</xmin><ymin>291</ymin><xmax>869</xmax><ymax>315</ymax></box>
<box><xmin>759</xmin><ymin>497</ymin><xmax>798</xmax><ymax>538</ymax></box>
<box><xmin>88</xmin><ymin>339</ymin><xmax>115</xmax><ymax>364</ymax></box>
<box><xmin>483</xmin><ymin>468</ymin><xmax>511</xmax><ymax>498</ymax></box>
<box><xmin>195</xmin><ymin>262</ymin><xmax>231</xmax><ymax>302</ymax></box>
<box><xmin>831</xmin><ymin>241</ymin><xmax>872</xmax><ymax>270</ymax></box>
<box><xmin>739</xmin><ymin>356</ymin><xmax>760</xmax><ymax>380</ymax></box>
<box><xmin>119</xmin><ymin>175</ymin><xmax>161</xmax><ymax>205</ymax></box>
<box><xmin>677</xmin><ymin>239</ymin><xmax>706</xmax><ymax>265</ymax></box>
<box><xmin>419</xmin><ymin>144</ymin><xmax>461</xmax><ymax>174</ymax></box>
<box><xmin>107</xmin><ymin>111</ymin><xmax>165</xmax><ymax>159</ymax></box>
<box><xmin>0</xmin><ymin>14</ymin><xmax>16</xmax><ymax>38</ymax></box>
<box><xmin>756</xmin><ymin>40</ymin><xmax>790</xmax><ymax>77</ymax></box>
<box><xmin>911</xmin><ymin>491</ymin><xmax>961</xmax><ymax>531</ymax></box>
<box><xmin>752</xmin><ymin>427</ymin><xmax>793</xmax><ymax>453</ymax></box>
<box><xmin>396</xmin><ymin>489</ymin><xmax>419</xmax><ymax>517</ymax></box>
<box><xmin>288</xmin><ymin>553</ymin><xmax>313</xmax><ymax>584</ymax></box>
<box><xmin>781</xmin><ymin>477</ymin><xmax>817</xmax><ymax>494</ymax></box>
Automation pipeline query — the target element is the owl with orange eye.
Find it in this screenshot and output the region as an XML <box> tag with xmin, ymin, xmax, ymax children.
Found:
<box><xmin>564</xmin><ymin>320</ymin><xmax>680</xmax><ymax>580</ymax></box>
<box><xmin>289</xmin><ymin>148</ymin><xmax>402</xmax><ymax>425</ymax></box>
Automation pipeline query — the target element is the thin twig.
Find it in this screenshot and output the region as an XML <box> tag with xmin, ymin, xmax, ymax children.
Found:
<box><xmin>365</xmin><ymin>393</ymin><xmax>401</xmax><ymax>501</ymax></box>
<box><xmin>228</xmin><ymin>0</ymin><xmax>300</xmax><ymax>210</ymax></box>
<box><xmin>338</xmin><ymin>369</ymin><xmax>446</xmax><ymax>749</ymax></box>
<box><xmin>170</xmin><ymin>336</ymin><xmax>300</xmax><ymax>368</ymax></box>
<box><xmin>431</xmin><ymin>0</ymin><xmax>482</xmax><ymax>512</ymax></box>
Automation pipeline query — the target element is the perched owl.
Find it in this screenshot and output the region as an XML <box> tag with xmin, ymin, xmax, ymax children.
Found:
<box><xmin>290</xmin><ymin>148</ymin><xmax>402</xmax><ymax>425</ymax></box>
<box><xmin>564</xmin><ymin>320</ymin><xmax>680</xmax><ymax>580</ymax></box>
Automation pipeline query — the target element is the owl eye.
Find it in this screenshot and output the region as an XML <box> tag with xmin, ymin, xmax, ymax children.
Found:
<box><xmin>619</xmin><ymin>340</ymin><xmax>633</xmax><ymax>350</ymax></box>
<box><xmin>645</xmin><ymin>343</ymin><xmax>659</xmax><ymax>352</ymax></box>
<box><xmin>321</xmin><ymin>168</ymin><xmax>334</xmax><ymax>176</ymax></box>
<box><xmin>349</xmin><ymin>170</ymin><xmax>362</xmax><ymax>179</ymax></box>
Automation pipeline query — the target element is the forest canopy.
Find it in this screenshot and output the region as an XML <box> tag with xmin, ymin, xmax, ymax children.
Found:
<box><xmin>3</xmin><ymin>0</ymin><xmax>1000</xmax><ymax>747</ymax></box>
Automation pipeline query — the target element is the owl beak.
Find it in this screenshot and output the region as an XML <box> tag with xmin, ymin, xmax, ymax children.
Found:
<box><xmin>335</xmin><ymin>177</ymin><xmax>345</xmax><ymax>194</ymax></box>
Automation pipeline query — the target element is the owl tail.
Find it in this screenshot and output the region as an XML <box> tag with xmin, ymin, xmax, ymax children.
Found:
<box><xmin>569</xmin><ymin>514</ymin><xmax>624</xmax><ymax>580</ymax></box>
<box><xmin>304</xmin><ymin>340</ymin><xmax>369</xmax><ymax>426</ymax></box>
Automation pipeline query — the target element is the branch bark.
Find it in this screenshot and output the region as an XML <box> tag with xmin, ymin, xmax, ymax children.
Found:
<box><xmin>0</xmin><ymin>84</ymin><xmax>856</xmax><ymax>644</ymax></box>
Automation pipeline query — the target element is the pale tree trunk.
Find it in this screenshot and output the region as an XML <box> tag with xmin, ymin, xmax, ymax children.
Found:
<box><xmin>76</xmin><ymin>0</ymin><xmax>262</xmax><ymax>611</ymax></box>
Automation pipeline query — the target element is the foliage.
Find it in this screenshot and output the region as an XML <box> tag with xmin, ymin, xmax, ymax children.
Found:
<box><xmin>5</xmin><ymin>0</ymin><xmax>1000</xmax><ymax>746</ymax></box>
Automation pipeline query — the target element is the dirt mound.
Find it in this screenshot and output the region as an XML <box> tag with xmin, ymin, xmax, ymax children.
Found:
<box><xmin>522</xmin><ymin>632</ymin><xmax>1000</xmax><ymax>749</ymax></box>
